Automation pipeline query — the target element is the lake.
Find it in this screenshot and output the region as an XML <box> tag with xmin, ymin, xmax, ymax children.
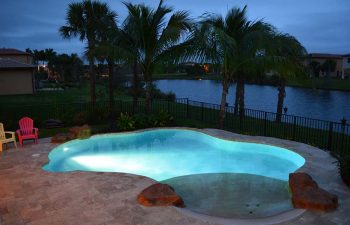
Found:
<box><xmin>156</xmin><ymin>79</ymin><xmax>350</xmax><ymax>123</ymax></box>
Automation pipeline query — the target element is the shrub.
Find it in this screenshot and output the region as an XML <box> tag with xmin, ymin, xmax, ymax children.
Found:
<box><xmin>149</xmin><ymin>110</ymin><xmax>174</xmax><ymax>127</ymax></box>
<box><xmin>117</xmin><ymin>113</ymin><xmax>135</xmax><ymax>131</ymax></box>
<box><xmin>133</xmin><ymin>113</ymin><xmax>150</xmax><ymax>129</ymax></box>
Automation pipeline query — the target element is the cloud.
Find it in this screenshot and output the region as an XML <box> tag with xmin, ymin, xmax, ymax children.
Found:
<box><xmin>0</xmin><ymin>0</ymin><xmax>349</xmax><ymax>54</ymax></box>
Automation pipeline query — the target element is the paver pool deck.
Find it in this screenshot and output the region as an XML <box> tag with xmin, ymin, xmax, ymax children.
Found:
<box><xmin>0</xmin><ymin>128</ymin><xmax>349</xmax><ymax>225</ymax></box>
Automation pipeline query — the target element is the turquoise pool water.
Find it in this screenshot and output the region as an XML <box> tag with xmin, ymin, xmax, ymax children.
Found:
<box><xmin>43</xmin><ymin>129</ymin><xmax>305</xmax><ymax>181</ymax></box>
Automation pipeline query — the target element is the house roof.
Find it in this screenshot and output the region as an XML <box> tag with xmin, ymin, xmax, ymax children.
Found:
<box><xmin>0</xmin><ymin>48</ymin><xmax>30</xmax><ymax>55</ymax></box>
<box><xmin>0</xmin><ymin>58</ymin><xmax>35</xmax><ymax>69</ymax></box>
<box><xmin>308</xmin><ymin>53</ymin><xmax>343</xmax><ymax>59</ymax></box>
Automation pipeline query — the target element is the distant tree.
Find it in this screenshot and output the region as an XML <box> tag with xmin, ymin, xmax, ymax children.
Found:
<box><xmin>321</xmin><ymin>59</ymin><xmax>336</xmax><ymax>77</ymax></box>
<box><xmin>309</xmin><ymin>61</ymin><xmax>321</xmax><ymax>78</ymax></box>
<box><xmin>49</xmin><ymin>54</ymin><xmax>83</xmax><ymax>82</ymax></box>
<box><xmin>60</xmin><ymin>0</ymin><xmax>117</xmax><ymax>109</ymax></box>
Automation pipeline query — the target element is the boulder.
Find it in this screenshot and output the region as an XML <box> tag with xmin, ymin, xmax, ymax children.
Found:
<box><xmin>51</xmin><ymin>133</ymin><xmax>75</xmax><ymax>143</ymax></box>
<box><xmin>289</xmin><ymin>173</ymin><xmax>338</xmax><ymax>212</ymax></box>
<box><xmin>137</xmin><ymin>183</ymin><xmax>185</xmax><ymax>207</ymax></box>
<box><xmin>69</xmin><ymin>125</ymin><xmax>91</xmax><ymax>139</ymax></box>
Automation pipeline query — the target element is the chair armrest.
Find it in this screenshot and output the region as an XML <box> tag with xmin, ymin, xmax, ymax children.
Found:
<box><xmin>4</xmin><ymin>131</ymin><xmax>16</xmax><ymax>138</ymax></box>
<box><xmin>33</xmin><ymin>128</ymin><xmax>39</xmax><ymax>135</ymax></box>
<box><xmin>16</xmin><ymin>130</ymin><xmax>22</xmax><ymax>136</ymax></box>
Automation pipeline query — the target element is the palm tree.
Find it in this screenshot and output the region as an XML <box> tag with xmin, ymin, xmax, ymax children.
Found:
<box><xmin>59</xmin><ymin>0</ymin><xmax>117</xmax><ymax>109</ymax></box>
<box><xmin>119</xmin><ymin>16</ymin><xmax>142</xmax><ymax>113</ymax></box>
<box><xmin>196</xmin><ymin>6</ymin><xmax>273</xmax><ymax>127</ymax></box>
<box><xmin>124</xmin><ymin>0</ymin><xmax>192</xmax><ymax>113</ymax></box>
<box><xmin>264</xmin><ymin>33</ymin><xmax>306</xmax><ymax>122</ymax></box>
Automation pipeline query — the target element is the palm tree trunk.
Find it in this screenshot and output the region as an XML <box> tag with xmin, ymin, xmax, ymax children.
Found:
<box><xmin>234</xmin><ymin>77</ymin><xmax>245</xmax><ymax>116</ymax></box>
<box><xmin>144</xmin><ymin>70</ymin><xmax>152</xmax><ymax>114</ymax></box>
<box><xmin>108</xmin><ymin>61</ymin><xmax>114</xmax><ymax>111</ymax></box>
<box><xmin>88</xmin><ymin>58</ymin><xmax>96</xmax><ymax>110</ymax></box>
<box><xmin>132</xmin><ymin>59</ymin><xmax>139</xmax><ymax>113</ymax></box>
<box><xmin>145</xmin><ymin>80</ymin><xmax>152</xmax><ymax>113</ymax></box>
<box><xmin>219</xmin><ymin>82</ymin><xmax>229</xmax><ymax>129</ymax></box>
<box><xmin>276</xmin><ymin>80</ymin><xmax>286</xmax><ymax>123</ymax></box>
<box><xmin>234</xmin><ymin>82</ymin><xmax>240</xmax><ymax>116</ymax></box>
<box><xmin>238</xmin><ymin>79</ymin><xmax>245</xmax><ymax>117</ymax></box>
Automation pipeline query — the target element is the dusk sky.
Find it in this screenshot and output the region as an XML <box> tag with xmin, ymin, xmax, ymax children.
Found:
<box><xmin>1</xmin><ymin>0</ymin><xmax>350</xmax><ymax>56</ymax></box>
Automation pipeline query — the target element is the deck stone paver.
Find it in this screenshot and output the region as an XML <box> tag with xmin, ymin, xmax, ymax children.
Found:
<box><xmin>0</xmin><ymin>129</ymin><xmax>349</xmax><ymax>225</ymax></box>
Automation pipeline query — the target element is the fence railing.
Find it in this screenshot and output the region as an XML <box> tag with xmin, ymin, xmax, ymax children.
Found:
<box><xmin>1</xmin><ymin>98</ymin><xmax>349</xmax><ymax>156</ymax></box>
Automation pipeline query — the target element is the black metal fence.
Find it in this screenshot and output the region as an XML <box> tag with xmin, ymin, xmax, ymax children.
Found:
<box><xmin>1</xmin><ymin>98</ymin><xmax>349</xmax><ymax>156</ymax></box>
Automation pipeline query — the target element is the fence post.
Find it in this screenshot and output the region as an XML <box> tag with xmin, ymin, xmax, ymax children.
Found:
<box><xmin>264</xmin><ymin>112</ymin><xmax>267</xmax><ymax>136</ymax></box>
<box><xmin>186</xmin><ymin>98</ymin><xmax>189</xmax><ymax>119</ymax></box>
<box><xmin>292</xmin><ymin>116</ymin><xmax>297</xmax><ymax>141</ymax></box>
<box><xmin>239</xmin><ymin>110</ymin><xmax>243</xmax><ymax>132</ymax></box>
<box><xmin>327</xmin><ymin>122</ymin><xmax>334</xmax><ymax>151</ymax></box>
<box><xmin>201</xmin><ymin>102</ymin><xmax>204</xmax><ymax>121</ymax></box>
<box><xmin>167</xmin><ymin>99</ymin><xmax>170</xmax><ymax>113</ymax></box>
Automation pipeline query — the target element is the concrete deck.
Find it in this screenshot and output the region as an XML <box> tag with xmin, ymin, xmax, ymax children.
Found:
<box><xmin>0</xmin><ymin>128</ymin><xmax>349</xmax><ymax>225</ymax></box>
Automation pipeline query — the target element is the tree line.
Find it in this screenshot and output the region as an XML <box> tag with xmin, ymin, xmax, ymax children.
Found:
<box><xmin>59</xmin><ymin>0</ymin><xmax>307</xmax><ymax>128</ymax></box>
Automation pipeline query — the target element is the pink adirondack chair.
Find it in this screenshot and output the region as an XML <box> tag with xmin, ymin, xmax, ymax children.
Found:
<box><xmin>16</xmin><ymin>117</ymin><xmax>38</xmax><ymax>147</ymax></box>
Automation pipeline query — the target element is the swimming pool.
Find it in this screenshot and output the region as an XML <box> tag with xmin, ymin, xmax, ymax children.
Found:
<box><xmin>43</xmin><ymin>129</ymin><xmax>305</xmax><ymax>219</ymax></box>
<box><xmin>43</xmin><ymin>129</ymin><xmax>305</xmax><ymax>181</ymax></box>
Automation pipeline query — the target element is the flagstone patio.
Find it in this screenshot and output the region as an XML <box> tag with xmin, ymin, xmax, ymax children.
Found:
<box><xmin>0</xmin><ymin>128</ymin><xmax>349</xmax><ymax>225</ymax></box>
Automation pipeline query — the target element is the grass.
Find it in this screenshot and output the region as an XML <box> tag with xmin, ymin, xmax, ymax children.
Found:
<box><xmin>0</xmin><ymin>81</ymin><xmax>132</xmax><ymax>106</ymax></box>
<box><xmin>288</xmin><ymin>77</ymin><xmax>350</xmax><ymax>92</ymax></box>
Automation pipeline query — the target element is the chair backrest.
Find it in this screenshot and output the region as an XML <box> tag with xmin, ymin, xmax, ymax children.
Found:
<box><xmin>19</xmin><ymin>117</ymin><xmax>34</xmax><ymax>135</ymax></box>
<box><xmin>0</xmin><ymin>123</ymin><xmax>5</xmax><ymax>140</ymax></box>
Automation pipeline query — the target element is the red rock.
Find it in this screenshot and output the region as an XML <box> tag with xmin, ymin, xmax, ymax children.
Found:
<box><xmin>69</xmin><ymin>125</ymin><xmax>91</xmax><ymax>139</ymax></box>
<box><xmin>289</xmin><ymin>173</ymin><xmax>338</xmax><ymax>212</ymax></box>
<box><xmin>137</xmin><ymin>183</ymin><xmax>184</xmax><ymax>207</ymax></box>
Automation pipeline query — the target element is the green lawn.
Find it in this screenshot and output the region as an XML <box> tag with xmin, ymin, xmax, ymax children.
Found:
<box><xmin>0</xmin><ymin>81</ymin><xmax>132</xmax><ymax>106</ymax></box>
<box><xmin>288</xmin><ymin>77</ymin><xmax>350</xmax><ymax>91</ymax></box>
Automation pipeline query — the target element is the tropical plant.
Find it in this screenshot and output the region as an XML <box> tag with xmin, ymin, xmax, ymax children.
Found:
<box><xmin>59</xmin><ymin>0</ymin><xmax>117</xmax><ymax>109</ymax></box>
<box><xmin>123</xmin><ymin>0</ymin><xmax>192</xmax><ymax>113</ymax></box>
<box><xmin>117</xmin><ymin>113</ymin><xmax>135</xmax><ymax>131</ymax></box>
<box><xmin>149</xmin><ymin>110</ymin><xmax>174</xmax><ymax>127</ymax></box>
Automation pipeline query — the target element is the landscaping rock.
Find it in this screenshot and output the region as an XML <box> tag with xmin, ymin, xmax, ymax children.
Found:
<box><xmin>289</xmin><ymin>173</ymin><xmax>338</xmax><ymax>212</ymax></box>
<box><xmin>69</xmin><ymin>125</ymin><xmax>91</xmax><ymax>139</ymax></box>
<box><xmin>51</xmin><ymin>133</ymin><xmax>75</xmax><ymax>143</ymax></box>
<box><xmin>137</xmin><ymin>183</ymin><xmax>185</xmax><ymax>207</ymax></box>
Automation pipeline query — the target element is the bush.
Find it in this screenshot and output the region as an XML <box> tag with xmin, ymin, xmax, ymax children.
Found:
<box><xmin>117</xmin><ymin>113</ymin><xmax>135</xmax><ymax>131</ymax></box>
<box><xmin>149</xmin><ymin>110</ymin><xmax>174</xmax><ymax>127</ymax></box>
<box><xmin>133</xmin><ymin>113</ymin><xmax>150</xmax><ymax>129</ymax></box>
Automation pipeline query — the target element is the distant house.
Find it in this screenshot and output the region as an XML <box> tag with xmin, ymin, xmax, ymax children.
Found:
<box><xmin>0</xmin><ymin>48</ymin><xmax>36</xmax><ymax>95</ymax></box>
<box><xmin>305</xmin><ymin>53</ymin><xmax>343</xmax><ymax>78</ymax></box>
<box><xmin>342</xmin><ymin>54</ymin><xmax>350</xmax><ymax>78</ymax></box>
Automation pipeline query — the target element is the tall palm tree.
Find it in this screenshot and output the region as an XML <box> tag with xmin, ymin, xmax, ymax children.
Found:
<box><xmin>124</xmin><ymin>0</ymin><xmax>192</xmax><ymax>113</ymax></box>
<box><xmin>119</xmin><ymin>16</ymin><xmax>142</xmax><ymax>113</ymax></box>
<box><xmin>59</xmin><ymin>0</ymin><xmax>117</xmax><ymax>109</ymax></box>
<box><xmin>195</xmin><ymin>6</ymin><xmax>273</xmax><ymax>127</ymax></box>
<box><xmin>264</xmin><ymin>33</ymin><xmax>306</xmax><ymax>122</ymax></box>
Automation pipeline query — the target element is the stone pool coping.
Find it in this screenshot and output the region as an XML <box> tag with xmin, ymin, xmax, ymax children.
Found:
<box><xmin>0</xmin><ymin>127</ymin><xmax>349</xmax><ymax>225</ymax></box>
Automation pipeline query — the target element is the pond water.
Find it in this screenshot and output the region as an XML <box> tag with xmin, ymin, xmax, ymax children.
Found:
<box><xmin>156</xmin><ymin>80</ymin><xmax>350</xmax><ymax>122</ymax></box>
